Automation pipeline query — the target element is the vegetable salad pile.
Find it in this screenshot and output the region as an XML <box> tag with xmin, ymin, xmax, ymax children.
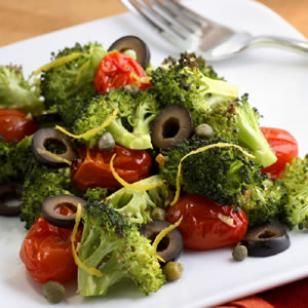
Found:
<box><xmin>0</xmin><ymin>35</ymin><xmax>307</xmax><ymax>303</ymax></box>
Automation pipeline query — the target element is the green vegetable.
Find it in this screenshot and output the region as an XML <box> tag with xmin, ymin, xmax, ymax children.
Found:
<box><xmin>77</xmin><ymin>201</ymin><xmax>165</xmax><ymax>297</ymax></box>
<box><xmin>0</xmin><ymin>65</ymin><xmax>43</xmax><ymax>114</ymax></box>
<box><xmin>105</xmin><ymin>175</ymin><xmax>168</xmax><ymax>224</ymax></box>
<box><xmin>20</xmin><ymin>165</ymin><xmax>71</xmax><ymax>228</ymax></box>
<box><xmin>40</xmin><ymin>42</ymin><xmax>106</xmax><ymax>126</ymax></box>
<box><xmin>232</xmin><ymin>244</ymin><xmax>248</xmax><ymax>262</ymax></box>
<box><xmin>163</xmin><ymin>261</ymin><xmax>183</xmax><ymax>282</ymax></box>
<box><xmin>151</xmin><ymin>53</ymin><xmax>238</xmax><ymax>126</ymax></box>
<box><xmin>73</xmin><ymin>89</ymin><xmax>159</xmax><ymax>149</ymax></box>
<box><xmin>151</xmin><ymin>207</ymin><xmax>166</xmax><ymax>221</ymax></box>
<box><xmin>279</xmin><ymin>156</ymin><xmax>308</xmax><ymax>229</ymax></box>
<box><xmin>0</xmin><ymin>136</ymin><xmax>33</xmax><ymax>184</ymax></box>
<box><xmin>160</xmin><ymin>137</ymin><xmax>262</xmax><ymax>205</ymax></box>
<box><xmin>238</xmin><ymin>178</ymin><xmax>286</xmax><ymax>226</ymax></box>
<box><xmin>84</xmin><ymin>187</ymin><xmax>108</xmax><ymax>202</ymax></box>
<box><xmin>42</xmin><ymin>281</ymin><xmax>66</xmax><ymax>304</ymax></box>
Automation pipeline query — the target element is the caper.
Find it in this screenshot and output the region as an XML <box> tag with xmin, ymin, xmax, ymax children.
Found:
<box><xmin>124</xmin><ymin>49</ymin><xmax>137</xmax><ymax>60</ymax></box>
<box><xmin>163</xmin><ymin>261</ymin><xmax>183</xmax><ymax>282</ymax></box>
<box><xmin>151</xmin><ymin>207</ymin><xmax>166</xmax><ymax>221</ymax></box>
<box><xmin>98</xmin><ymin>132</ymin><xmax>115</xmax><ymax>150</ymax></box>
<box><xmin>232</xmin><ymin>244</ymin><xmax>248</xmax><ymax>262</ymax></box>
<box><xmin>42</xmin><ymin>281</ymin><xmax>66</xmax><ymax>304</ymax></box>
<box><xmin>195</xmin><ymin>123</ymin><xmax>214</xmax><ymax>138</ymax></box>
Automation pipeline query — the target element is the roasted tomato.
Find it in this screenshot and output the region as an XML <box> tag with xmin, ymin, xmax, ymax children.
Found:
<box><xmin>95</xmin><ymin>51</ymin><xmax>150</xmax><ymax>93</ymax></box>
<box><xmin>261</xmin><ymin>127</ymin><xmax>298</xmax><ymax>178</ymax></box>
<box><xmin>72</xmin><ymin>145</ymin><xmax>152</xmax><ymax>190</ymax></box>
<box><xmin>20</xmin><ymin>218</ymin><xmax>76</xmax><ymax>283</ymax></box>
<box><xmin>167</xmin><ymin>195</ymin><xmax>248</xmax><ymax>250</ymax></box>
<box><xmin>0</xmin><ymin>109</ymin><xmax>38</xmax><ymax>143</ymax></box>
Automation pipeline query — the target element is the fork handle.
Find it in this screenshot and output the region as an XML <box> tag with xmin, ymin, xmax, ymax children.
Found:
<box><xmin>249</xmin><ymin>35</ymin><xmax>308</xmax><ymax>55</ymax></box>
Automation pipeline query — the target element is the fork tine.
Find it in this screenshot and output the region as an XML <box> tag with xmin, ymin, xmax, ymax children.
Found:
<box><xmin>148</xmin><ymin>0</ymin><xmax>198</xmax><ymax>33</ymax></box>
<box><xmin>168</xmin><ymin>0</ymin><xmax>214</xmax><ymax>26</ymax></box>
<box><xmin>123</xmin><ymin>0</ymin><xmax>192</xmax><ymax>49</ymax></box>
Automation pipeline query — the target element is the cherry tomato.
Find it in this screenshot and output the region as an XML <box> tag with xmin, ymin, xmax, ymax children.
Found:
<box><xmin>0</xmin><ymin>109</ymin><xmax>38</xmax><ymax>143</ymax></box>
<box><xmin>20</xmin><ymin>218</ymin><xmax>76</xmax><ymax>284</ymax></box>
<box><xmin>167</xmin><ymin>195</ymin><xmax>248</xmax><ymax>250</ymax></box>
<box><xmin>95</xmin><ymin>51</ymin><xmax>151</xmax><ymax>93</ymax></box>
<box><xmin>261</xmin><ymin>127</ymin><xmax>298</xmax><ymax>178</ymax></box>
<box><xmin>72</xmin><ymin>145</ymin><xmax>152</xmax><ymax>190</ymax></box>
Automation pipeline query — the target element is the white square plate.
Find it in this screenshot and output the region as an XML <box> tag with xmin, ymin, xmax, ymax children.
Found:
<box><xmin>0</xmin><ymin>0</ymin><xmax>307</xmax><ymax>307</ymax></box>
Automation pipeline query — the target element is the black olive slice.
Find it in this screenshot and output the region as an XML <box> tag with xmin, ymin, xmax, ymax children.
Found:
<box><xmin>243</xmin><ymin>223</ymin><xmax>290</xmax><ymax>257</ymax></box>
<box><xmin>141</xmin><ymin>220</ymin><xmax>183</xmax><ymax>262</ymax></box>
<box><xmin>32</xmin><ymin>128</ymin><xmax>75</xmax><ymax>166</ymax></box>
<box><xmin>42</xmin><ymin>195</ymin><xmax>86</xmax><ymax>228</ymax></box>
<box><xmin>151</xmin><ymin>105</ymin><xmax>193</xmax><ymax>149</ymax></box>
<box><xmin>0</xmin><ymin>184</ymin><xmax>22</xmax><ymax>216</ymax></box>
<box><xmin>108</xmin><ymin>35</ymin><xmax>150</xmax><ymax>68</ymax></box>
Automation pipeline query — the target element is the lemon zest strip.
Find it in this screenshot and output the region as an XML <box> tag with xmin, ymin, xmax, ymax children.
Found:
<box><xmin>55</xmin><ymin>109</ymin><xmax>118</xmax><ymax>140</ymax></box>
<box><xmin>152</xmin><ymin>216</ymin><xmax>183</xmax><ymax>263</ymax></box>
<box><xmin>71</xmin><ymin>203</ymin><xmax>103</xmax><ymax>277</ymax></box>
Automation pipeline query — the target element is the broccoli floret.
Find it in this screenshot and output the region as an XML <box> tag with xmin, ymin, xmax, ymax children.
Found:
<box><xmin>161</xmin><ymin>137</ymin><xmax>284</xmax><ymax>225</ymax></box>
<box><xmin>77</xmin><ymin>201</ymin><xmax>165</xmax><ymax>297</ymax></box>
<box><xmin>151</xmin><ymin>53</ymin><xmax>238</xmax><ymax>124</ymax></box>
<box><xmin>84</xmin><ymin>187</ymin><xmax>108</xmax><ymax>202</ymax></box>
<box><xmin>40</xmin><ymin>42</ymin><xmax>106</xmax><ymax>126</ymax></box>
<box><xmin>197</xmin><ymin>95</ymin><xmax>276</xmax><ymax>167</ymax></box>
<box><xmin>0</xmin><ymin>65</ymin><xmax>43</xmax><ymax>114</ymax></box>
<box><xmin>20</xmin><ymin>165</ymin><xmax>71</xmax><ymax>228</ymax></box>
<box><xmin>0</xmin><ymin>136</ymin><xmax>33</xmax><ymax>184</ymax></box>
<box><xmin>238</xmin><ymin>179</ymin><xmax>287</xmax><ymax>226</ymax></box>
<box><xmin>105</xmin><ymin>175</ymin><xmax>168</xmax><ymax>224</ymax></box>
<box><xmin>279</xmin><ymin>156</ymin><xmax>308</xmax><ymax>229</ymax></box>
<box><xmin>73</xmin><ymin>89</ymin><xmax>158</xmax><ymax>149</ymax></box>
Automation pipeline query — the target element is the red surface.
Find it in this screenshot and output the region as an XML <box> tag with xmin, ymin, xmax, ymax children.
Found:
<box><xmin>219</xmin><ymin>278</ymin><xmax>308</xmax><ymax>308</ymax></box>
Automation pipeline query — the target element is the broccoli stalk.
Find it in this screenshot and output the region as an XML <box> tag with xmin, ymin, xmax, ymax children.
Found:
<box><xmin>0</xmin><ymin>65</ymin><xmax>43</xmax><ymax>114</ymax></box>
<box><xmin>279</xmin><ymin>156</ymin><xmax>308</xmax><ymax>229</ymax></box>
<box><xmin>236</xmin><ymin>95</ymin><xmax>276</xmax><ymax>167</ymax></box>
<box><xmin>105</xmin><ymin>175</ymin><xmax>168</xmax><ymax>224</ymax></box>
<box><xmin>77</xmin><ymin>201</ymin><xmax>165</xmax><ymax>296</ymax></box>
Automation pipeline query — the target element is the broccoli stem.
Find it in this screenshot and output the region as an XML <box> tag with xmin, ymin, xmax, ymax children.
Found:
<box><xmin>237</xmin><ymin>100</ymin><xmax>276</xmax><ymax>167</ymax></box>
<box><xmin>107</xmin><ymin>120</ymin><xmax>153</xmax><ymax>150</ymax></box>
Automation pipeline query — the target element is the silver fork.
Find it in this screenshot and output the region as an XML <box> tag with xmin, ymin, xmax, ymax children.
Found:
<box><xmin>122</xmin><ymin>0</ymin><xmax>308</xmax><ymax>61</ymax></box>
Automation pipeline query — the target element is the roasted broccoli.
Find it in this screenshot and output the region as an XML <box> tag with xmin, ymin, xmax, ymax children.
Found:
<box><xmin>73</xmin><ymin>89</ymin><xmax>158</xmax><ymax>149</ymax></box>
<box><xmin>40</xmin><ymin>42</ymin><xmax>106</xmax><ymax>125</ymax></box>
<box><xmin>77</xmin><ymin>201</ymin><xmax>165</xmax><ymax>297</ymax></box>
<box><xmin>161</xmin><ymin>137</ymin><xmax>262</xmax><ymax>205</ymax></box>
<box><xmin>151</xmin><ymin>53</ymin><xmax>276</xmax><ymax>167</ymax></box>
<box><xmin>238</xmin><ymin>178</ymin><xmax>287</xmax><ymax>226</ymax></box>
<box><xmin>105</xmin><ymin>175</ymin><xmax>168</xmax><ymax>224</ymax></box>
<box><xmin>20</xmin><ymin>165</ymin><xmax>71</xmax><ymax>228</ymax></box>
<box><xmin>0</xmin><ymin>136</ymin><xmax>33</xmax><ymax>184</ymax></box>
<box><xmin>151</xmin><ymin>53</ymin><xmax>238</xmax><ymax>125</ymax></box>
<box><xmin>83</xmin><ymin>187</ymin><xmax>108</xmax><ymax>202</ymax></box>
<box><xmin>0</xmin><ymin>65</ymin><xmax>43</xmax><ymax>114</ymax></box>
<box><xmin>160</xmin><ymin>136</ymin><xmax>284</xmax><ymax>225</ymax></box>
<box><xmin>279</xmin><ymin>156</ymin><xmax>308</xmax><ymax>229</ymax></box>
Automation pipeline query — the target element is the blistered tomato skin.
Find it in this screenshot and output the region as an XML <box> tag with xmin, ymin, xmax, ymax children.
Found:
<box><xmin>20</xmin><ymin>218</ymin><xmax>77</xmax><ymax>284</ymax></box>
<box><xmin>0</xmin><ymin>109</ymin><xmax>38</xmax><ymax>143</ymax></box>
<box><xmin>95</xmin><ymin>51</ymin><xmax>150</xmax><ymax>94</ymax></box>
<box><xmin>72</xmin><ymin>145</ymin><xmax>152</xmax><ymax>190</ymax></box>
<box><xmin>167</xmin><ymin>195</ymin><xmax>248</xmax><ymax>250</ymax></box>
